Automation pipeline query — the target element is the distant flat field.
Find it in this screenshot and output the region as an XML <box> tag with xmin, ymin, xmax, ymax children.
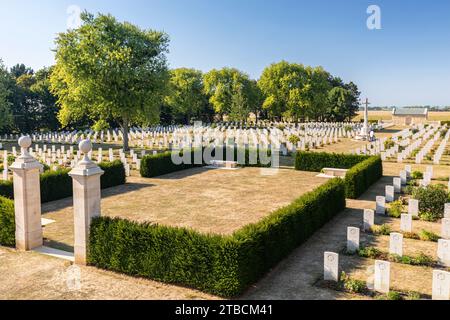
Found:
<box><xmin>353</xmin><ymin>111</ymin><xmax>450</xmax><ymax>122</ymax></box>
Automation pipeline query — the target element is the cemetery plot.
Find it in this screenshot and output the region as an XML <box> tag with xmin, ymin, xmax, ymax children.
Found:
<box><xmin>41</xmin><ymin>167</ymin><xmax>326</xmax><ymax>251</ymax></box>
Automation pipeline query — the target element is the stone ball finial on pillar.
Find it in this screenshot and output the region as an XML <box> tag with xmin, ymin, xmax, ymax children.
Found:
<box><xmin>79</xmin><ymin>139</ymin><xmax>93</xmax><ymax>164</ymax></box>
<box><xmin>18</xmin><ymin>136</ymin><xmax>32</xmax><ymax>158</ymax></box>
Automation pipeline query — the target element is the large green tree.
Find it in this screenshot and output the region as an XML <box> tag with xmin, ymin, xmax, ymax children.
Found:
<box><xmin>203</xmin><ymin>68</ymin><xmax>259</xmax><ymax>121</ymax></box>
<box><xmin>258</xmin><ymin>61</ymin><xmax>308</xmax><ymax>121</ymax></box>
<box><xmin>0</xmin><ymin>61</ymin><xmax>13</xmax><ymax>132</ymax></box>
<box><xmin>166</xmin><ymin>68</ymin><xmax>208</xmax><ymax>124</ymax></box>
<box><xmin>50</xmin><ymin>12</ymin><xmax>170</xmax><ymax>150</ymax></box>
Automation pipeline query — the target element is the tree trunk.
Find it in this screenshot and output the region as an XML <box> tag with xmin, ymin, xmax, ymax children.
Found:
<box><xmin>122</xmin><ymin>119</ymin><xmax>129</xmax><ymax>152</ymax></box>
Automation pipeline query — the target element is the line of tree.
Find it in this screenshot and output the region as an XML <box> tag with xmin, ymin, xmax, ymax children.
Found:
<box><xmin>0</xmin><ymin>12</ymin><xmax>361</xmax><ymax>150</ymax></box>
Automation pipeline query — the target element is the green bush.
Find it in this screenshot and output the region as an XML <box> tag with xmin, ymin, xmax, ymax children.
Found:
<box><xmin>344</xmin><ymin>156</ymin><xmax>383</xmax><ymax>199</ymax></box>
<box><xmin>0</xmin><ymin>180</ymin><xmax>14</xmax><ymax>199</ymax></box>
<box><xmin>99</xmin><ymin>160</ymin><xmax>126</xmax><ymax>189</ymax></box>
<box><xmin>295</xmin><ymin>152</ymin><xmax>369</xmax><ymax>172</ymax></box>
<box><xmin>89</xmin><ymin>178</ymin><xmax>346</xmax><ymax>297</ymax></box>
<box><xmin>412</xmin><ymin>185</ymin><xmax>448</xmax><ymax>221</ymax></box>
<box><xmin>411</xmin><ymin>171</ymin><xmax>423</xmax><ymax>180</ymax></box>
<box><xmin>294</xmin><ymin>152</ymin><xmax>382</xmax><ymax>199</ymax></box>
<box><xmin>341</xmin><ymin>272</ymin><xmax>366</xmax><ymax>294</ymax></box>
<box><xmin>387</xmin><ymin>200</ymin><xmax>404</xmax><ymax>218</ymax></box>
<box><xmin>419</xmin><ymin>229</ymin><xmax>439</xmax><ymax>242</ymax></box>
<box><xmin>0</xmin><ymin>196</ymin><xmax>15</xmax><ymax>247</ymax></box>
<box><xmin>386</xmin><ymin>291</ymin><xmax>402</xmax><ymax>300</ymax></box>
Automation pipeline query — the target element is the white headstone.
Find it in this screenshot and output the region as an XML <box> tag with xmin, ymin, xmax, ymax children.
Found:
<box><xmin>438</xmin><ymin>239</ymin><xmax>450</xmax><ymax>267</ymax></box>
<box><xmin>363</xmin><ymin>209</ymin><xmax>375</xmax><ymax>231</ymax></box>
<box><xmin>389</xmin><ymin>233</ymin><xmax>403</xmax><ymax>257</ymax></box>
<box><xmin>347</xmin><ymin>227</ymin><xmax>360</xmax><ymax>253</ymax></box>
<box><xmin>374</xmin><ymin>260</ymin><xmax>391</xmax><ymax>294</ymax></box>
<box><xmin>400</xmin><ymin>170</ymin><xmax>407</xmax><ymax>185</ymax></box>
<box><xmin>376</xmin><ymin>196</ymin><xmax>386</xmax><ymax>215</ymax></box>
<box><xmin>445</xmin><ymin>203</ymin><xmax>450</xmax><ymax>219</ymax></box>
<box><xmin>400</xmin><ymin>214</ymin><xmax>413</xmax><ymax>233</ymax></box>
<box><xmin>385</xmin><ymin>186</ymin><xmax>395</xmax><ymax>203</ymax></box>
<box><xmin>408</xmin><ymin>199</ymin><xmax>419</xmax><ymax>217</ymax></box>
<box><xmin>393</xmin><ymin>178</ymin><xmax>401</xmax><ymax>193</ymax></box>
<box><xmin>442</xmin><ymin>218</ymin><xmax>450</xmax><ymax>240</ymax></box>
<box><xmin>324</xmin><ymin>252</ymin><xmax>339</xmax><ymax>282</ymax></box>
<box><xmin>432</xmin><ymin>270</ymin><xmax>450</xmax><ymax>300</ymax></box>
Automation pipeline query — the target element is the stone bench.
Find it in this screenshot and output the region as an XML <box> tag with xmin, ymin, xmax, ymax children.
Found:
<box><xmin>208</xmin><ymin>160</ymin><xmax>239</xmax><ymax>169</ymax></box>
<box><xmin>317</xmin><ymin>168</ymin><xmax>348</xmax><ymax>179</ymax></box>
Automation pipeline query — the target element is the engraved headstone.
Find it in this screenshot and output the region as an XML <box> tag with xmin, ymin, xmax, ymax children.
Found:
<box><xmin>400</xmin><ymin>214</ymin><xmax>412</xmax><ymax>233</ymax></box>
<box><xmin>393</xmin><ymin>178</ymin><xmax>402</xmax><ymax>193</ymax></box>
<box><xmin>385</xmin><ymin>186</ymin><xmax>394</xmax><ymax>203</ymax></box>
<box><xmin>347</xmin><ymin>227</ymin><xmax>360</xmax><ymax>253</ymax></box>
<box><xmin>438</xmin><ymin>239</ymin><xmax>450</xmax><ymax>267</ymax></box>
<box><xmin>374</xmin><ymin>260</ymin><xmax>391</xmax><ymax>294</ymax></box>
<box><xmin>324</xmin><ymin>252</ymin><xmax>339</xmax><ymax>282</ymax></box>
<box><xmin>432</xmin><ymin>270</ymin><xmax>450</xmax><ymax>300</ymax></box>
<box><xmin>376</xmin><ymin>196</ymin><xmax>386</xmax><ymax>215</ymax></box>
<box><xmin>400</xmin><ymin>170</ymin><xmax>407</xmax><ymax>185</ymax></box>
<box><xmin>408</xmin><ymin>199</ymin><xmax>419</xmax><ymax>217</ymax></box>
<box><xmin>389</xmin><ymin>233</ymin><xmax>403</xmax><ymax>257</ymax></box>
<box><xmin>445</xmin><ymin>203</ymin><xmax>450</xmax><ymax>219</ymax></box>
<box><xmin>363</xmin><ymin>209</ymin><xmax>375</xmax><ymax>231</ymax></box>
<box><xmin>442</xmin><ymin>218</ymin><xmax>450</xmax><ymax>240</ymax></box>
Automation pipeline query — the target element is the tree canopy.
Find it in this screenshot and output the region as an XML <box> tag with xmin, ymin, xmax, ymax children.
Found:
<box><xmin>50</xmin><ymin>12</ymin><xmax>170</xmax><ymax>150</ymax></box>
<box><xmin>0</xmin><ymin>61</ymin><xmax>13</xmax><ymax>132</ymax></box>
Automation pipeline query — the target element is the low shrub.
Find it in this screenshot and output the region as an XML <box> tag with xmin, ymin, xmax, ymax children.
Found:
<box><xmin>386</xmin><ymin>291</ymin><xmax>402</xmax><ymax>301</ymax></box>
<box><xmin>419</xmin><ymin>229</ymin><xmax>440</xmax><ymax>242</ymax></box>
<box><xmin>340</xmin><ymin>272</ymin><xmax>366</xmax><ymax>294</ymax></box>
<box><xmin>411</xmin><ymin>171</ymin><xmax>423</xmax><ymax>180</ymax></box>
<box><xmin>295</xmin><ymin>152</ymin><xmax>369</xmax><ymax>172</ymax></box>
<box><xmin>99</xmin><ymin>160</ymin><xmax>126</xmax><ymax>189</ymax></box>
<box><xmin>0</xmin><ymin>180</ymin><xmax>14</xmax><ymax>199</ymax></box>
<box><xmin>412</xmin><ymin>184</ymin><xmax>449</xmax><ymax>221</ymax></box>
<box><xmin>344</xmin><ymin>156</ymin><xmax>383</xmax><ymax>199</ymax></box>
<box><xmin>89</xmin><ymin>178</ymin><xmax>346</xmax><ymax>297</ymax></box>
<box><xmin>387</xmin><ymin>200</ymin><xmax>404</xmax><ymax>218</ymax></box>
<box><xmin>0</xmin><ymin>196</ymin><xmax>15</xmax><ymax>247</ymax></box>
<box><xmin>358</xmin><ymin>246</ymin><xmax>382</xmax><ymax>259</ymax></box>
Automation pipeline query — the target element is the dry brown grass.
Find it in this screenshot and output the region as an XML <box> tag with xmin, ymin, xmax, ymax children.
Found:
<box><xmin>353</xmin><ymin>111</ymin><xmax>450</xmax><ymax>122</ymax></box>
<box><xmin>42</xmin><ymin>167</ymin><xmax>326</xmax><ymax>251</ymax></box>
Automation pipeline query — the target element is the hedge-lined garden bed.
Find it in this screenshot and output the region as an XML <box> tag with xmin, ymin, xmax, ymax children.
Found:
<box><xmin>295</xmin><ymin>152</ymin><xmax>383</xmax><ymax>199</ymax></box>
<box><xmin>88</xmin><ymin>178</ymin><xmax>346</xmax><ymax>297</ymax></box>
<box><xmin>140</xmin><ymin>147</ymin><xmax>272</xmax><ymax>178</ymax></box>
<box><xmin>0</xmin><ymin>160</ymin><xmax>126</xmax><ymax>203</ymax></box>
<box><xmin>0</xmin><ymin>196</ymin><xmax>15</xmax><ymax>247</ymax></box>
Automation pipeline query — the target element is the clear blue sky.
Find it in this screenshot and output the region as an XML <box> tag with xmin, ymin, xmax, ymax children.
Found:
<box><xmin>1</xmin><ymin>0</ymin><xmax>449</xmax><ymax>106</ymax></box>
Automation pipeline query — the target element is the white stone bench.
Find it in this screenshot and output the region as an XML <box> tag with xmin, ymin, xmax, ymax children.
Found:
<box><xmin>317</xmin><ymin>168</ymin><xmax>348</xmax><ymax>179</ymax></box>
<box><xmin>207</xmin><ymin>160</ymin><xmax>239</xmax><ymax>170</ymax></box>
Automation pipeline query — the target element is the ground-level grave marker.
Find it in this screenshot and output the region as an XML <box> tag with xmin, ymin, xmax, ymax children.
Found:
<box><xmin>347</xmin><ymin>227</ymin><xmax>360</xmax><ymax>253</ymax></box>
<box><xmin>389</xmin><ymin>233</ymin><xmax>403</xmax><ymax>257</ymax></box>
<box><xmin>400</xmin><ymin>214</ymin><xmax>412</xmax><ymax>233</ymax></box>
<box><xmin>437</xmin><ymin>239</ymin><xmax>450</xmax><ymax>267</ymax></box>
<box><xmin>363</xmin><ymin>209</ymin><xmax>375</xmax><ymax>231</ymax></box>
<box><xmin>374</xmin><ymin>260</ymin><xmax>391</xmax><ymax>294</ymax></box>
<box><xmin>432</xmin><ymin>270</ymin><xmax>450</xmax><ymax>300</ymax></box>
<box><xmin>376</xmin><ymin>196</ymin><xmax>386</xmax><ymax>215</ymax></box>
<box><xmin>324</xmin><ymin>252</ymin><xmax>339</xmax><ymax>282</ymax></box>
<box><xmin>385</xmin><ymin>186</ymin><xmax>394</xmax><ymax>203</ymax></box>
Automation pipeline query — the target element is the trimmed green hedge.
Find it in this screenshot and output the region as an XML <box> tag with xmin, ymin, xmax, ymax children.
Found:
<box><xmin>89</xmin><ymin>178</ymin><xmax>346</xmax><ymax>297</ymax></box>
<box><xmin>295</xmin><ymin>151</ymin><xmax>383</xmax><ymax>199</ymax></box>
<box><xmin>140</xmin><ymin>147</ymin><xmax>272</xmax><ymax>178</ymax></box>
<box><xmin>0</xmin><ymin>196</ymin><xmax>15</xmax><ymax>247</ymax></box>
<box><xmin>344</xmin><ymin>156</ymin><xmax>383</xmax><ymax>199</ymax></box>
<box><xmin>0</xmin><ymin>180</ymin><xmax>13</xmax><ymax>199</ymax></box>
<box><xmin>295</xmin><ymin>151</ymin><xmax>370</xmax><ymax>172</ymax></box>
<box><xmin>0</xmin><ymin>161</ymin><xmax>126</xmax><ymax>202</ymax></box>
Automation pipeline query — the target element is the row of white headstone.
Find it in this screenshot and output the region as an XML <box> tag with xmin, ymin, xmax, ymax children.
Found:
<box><xmin>324</xmin><ymin>251</ymin><xmax>450</xmax><ymax>299</ymax></box>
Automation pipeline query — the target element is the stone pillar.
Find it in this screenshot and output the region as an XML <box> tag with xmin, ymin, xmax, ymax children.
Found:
<box><xmin>69</xmin><ymin>140</ymin><xmax>104</xmax><ymax>265</ymax></box>
<box><xmin>10</xmin><ymin>136</ymin><xmax>44</xmax><ymax>251</ymax></box>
